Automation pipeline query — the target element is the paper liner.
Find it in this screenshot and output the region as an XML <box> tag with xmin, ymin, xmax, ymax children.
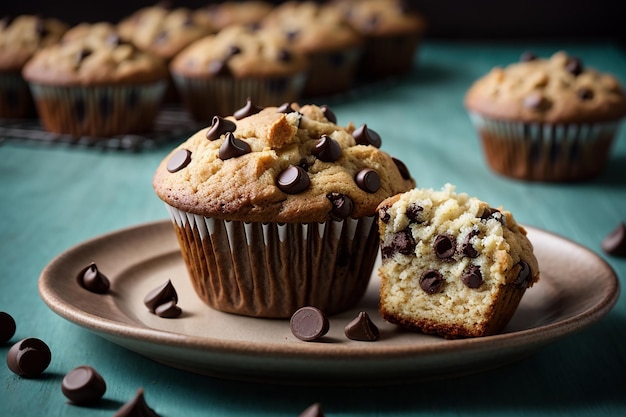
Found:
<box><xmin>0</xmin><ymin>71</ymin><xmax>36</xmax><ymax>119</ymax></box>
<box><xmin>166</xmin><ymin>204</ymin><xmax>379</xmax><ymax>318</ymax></box>
<box><xmin>468</xmin><ymin>112</ymin><xmax>622</xmax><ymax>181</ymax></box>
<box><xmin>302</xmin><ymin>47</ymin><xmax>362</xmax><ymax>97</ymax></box>
<box><xmin>27</xmin><ymin>81</ymin><xmax>166</xmax><ymax>137</ymax></box>
<box><xmin>172</xmin><ymin>73</ymin><xmax>306</xmax><ymax>122</ymax></box>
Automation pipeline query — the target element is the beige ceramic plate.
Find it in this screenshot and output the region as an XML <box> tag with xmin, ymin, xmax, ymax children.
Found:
<box><xmin>39</xmin><ymin>220</ymin><xmax>619</xmax><ymax>385</ymax></box>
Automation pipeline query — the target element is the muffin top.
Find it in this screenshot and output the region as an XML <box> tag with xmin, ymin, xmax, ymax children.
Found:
<box><xmin>260</xmin><ymin>1</ymin><xmax>363</xmax><ymax>53</ymax></box>
<box><xmin>464</xmin><ymin>51</ymin><xmax>626</xmax><ymax>124</ymax></box>
<box><xmin>335</xmin><ymin>0</ymin><xmax>426</xmax><ymax>37</ymax></box>
<box><xmin>193</xmin><ymin>1</ymin><xmax>274</xmax><ymax>31</ymax></box>
<box><xmin>153</xmin><ymin>102</ymin><xmax>415</xmax><ymax>223</ymax></box>
<box><xmin>117</xmin><ymin>5</ymin><xmax>213</xmax><ymax>60</ymax></box>
<box><xmin>22</xmin><ymin>26</ymin><xmax>168</xmax><ymax>86</ymax></box>
<box><xmin>0</xmin><ymin>15</ymin><xmax>68</xmax><ymax>71</ymax></box>
<box><xmin>170</xmin><ymin>25</ymin><xmax>308</xmax><ymax>79</ymax></box>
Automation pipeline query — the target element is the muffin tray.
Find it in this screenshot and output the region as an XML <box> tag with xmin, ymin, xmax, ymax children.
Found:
<box><xmin>38</xmin><ymin>220</ymin><xmax>619</xmax><ymax>385</ymax></box>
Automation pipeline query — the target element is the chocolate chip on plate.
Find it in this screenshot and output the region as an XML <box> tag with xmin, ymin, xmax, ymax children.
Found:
<box><xmin>1</xmin><ymin>311</ymin><xmax>16</xmax><ymax>344</ymax></box>
<box><xmin>277</xmin><ymin>166</ymin><xmax>310</xmax><ymax>194</ymax></box>
<box><xmin>154</xmin><ymin>300</ymin><xmax>182</xmax><ymax>319</ymax></box>
<box><xmin>114</xmin><ymin>388</ymin><xmax>160</xmax><ymax>417</ymax></box>
<box><xmin>354</xmin><ymin>168</ymin><xmax>380</xmax><ymax>193</ymax></box>
<box><xmin>420</xmin><ymin>269</ymin><xmax>444</xmax><ymax>294</ymax></box>
<box><xmin>166</xmin><ymin>148</ymin><xmax>192</xmax><ymax>173</ymax></box>
<box><xmin>344</xmin><ymin>311</ymin><xmax>380</xmax><ymax>341</ymax></box>
<box><xmin>62</xmin><ymin>365</ymin><xmax>107</xmax><ymax>404</ymax></box>
<box><xmin>77</xmin><ymin>262</ymin><xmax>110</xmax><ymax>294</ymax></box>
<box><xmin>601</xmin><ymin>222</ymin><xmax>626</xmax><ymax>257</ymax></box>
<box><xmin>299</xmin><ymin>402</ymin><xmax>325</xmax><ymax>417</ymax></box>
<box><xmin>206</xmin><ymin>116</ymin><xmax>236</xmax><ymax>141</ymax></box>
<box><xmin>290</xmin><ymin>306</ymin><xmax>329</xmax><ymax>342</ymax></box>
<box><xmin>6</xmin><ymin>338</ymin><xmax>52</xmax><ymax>378</ymax></box>
<box><xmin>219</xmin><ymin>132</ymin><xmax>251</xmax><ymax>160</ymax></box>
<box><xmin>144</xmin><ymin>280</ymin><xmax>178</xmax><ymax>314</ymax></box>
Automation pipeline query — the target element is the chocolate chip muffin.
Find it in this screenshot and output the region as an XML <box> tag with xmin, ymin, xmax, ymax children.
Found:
<box><xmin>0</xmin><ymin>15</ymin><xmax>68</xmax><ymax>118</ymax></box>
<box><xmin>22</xmin><ymin>23</ymin><xmax>168</xmax><ymax>137</ymax></box>
<box><xmin>193</xmin><ymin>1</ymin><xmax>274</xmax><ymax>32</ymax></box>
<box><xmin>377</xmin><ymin>184</ymin><xmax>539</xmax><ymax>338</ymax></box>
<box><xmin>465</xmin><ymin>51</ymin><xmax>626</xmax><ymax>181</ymax></box>
<box><xmin>153</xmin><ymin>101</ymin><xmax>415</xmax><ymax>318</ymax></box>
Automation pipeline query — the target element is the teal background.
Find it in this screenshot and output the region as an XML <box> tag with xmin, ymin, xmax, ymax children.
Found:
<box><xmin>2</xmin><ymin>40</ymin><xmax>626</xmax><ymax>416</ymax></box>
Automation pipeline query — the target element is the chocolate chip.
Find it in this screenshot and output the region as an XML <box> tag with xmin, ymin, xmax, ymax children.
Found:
<box><xmin>353</xmin><ymin>124</ymin><xmax>382</xmax><ymax>148</ymax></box>
<box><xmin>154</xmin><ymin>300</ymin><xmax>182</xmax><ymax>318</ymax></box>
<box><xmin>378</xmin><ymin>206</ymin><xmax>391</xmax><ymax>223</ymax></box>
<box><xmin>6</xmin><ymin>338</ymin><xmax>51</xmax><ymax>378</ymax></box>
<box><xmin>461</xmin><ymin>265</ymin><xmax>483</xmax><ymax>289</ymax></box>
<box><xmin>233</xmin><ymin>98</ymin><xmax>263</xmax><ymax>120</ymax></box>
<box><xmin>461</xmin><ymin>229</ymin><xmax>479</xmax><ymax>258</ymax></box>
<box><xmin>420</xmin><ymin>270</ymin><xmax>444</xmax><ymax>294</ymax></box>
<box><xmin>75</xmin><ymin>48</ymin><xmax>92</xmax><ymax>65</ymax></box>
<box><xmin>312</xmin><ymin>135</ymin><xmax>342</xmax><ymax>162</ymax></box>
<box><xmin>577</xmin><ymin>87</ymin><xmax>594</xmax><ymax>101</ymax></box>
<box><xmin>114</xmin><ymin>388</ymin><xmax>159</xmax><ymax>417</ymax></box>
<box><xmin>381</xmin><ymin>229</ymin><xmax>416</xmax><ymax>259</ymax></box>
<box><xmin>62</xmin><ymin>366</ymin><xmax>107</xmax><ymax>404</ymax></box>
<box><xmin>344</xmin><ymin>311</ymin><xmax>379</xmax><ymax>341</ymax></box>
<box><xmin>1</xmin><ymin>312</ymin><xmax>16</xmax><ymax>344</ymax></box>
<box><xmin>364</xmin><ymin>15</ymin><xmax>379</xmax><ymax>31</ymax></box>
<box><xmin>406</xmin><ymin>203</ymin><xmax>424</xmax><ymax>224</ymax></box>
<box><xmin>106</xmin><ymin>33</ymin><xmax>122</xmax><ymax>47</ymax></box>
<box><xmin>520</xmin><ymin>51</ymin><xmax>537</xmax><ymax>62</ymax></box>
<box><xmin>299</xmin><ymin>403</ymin><xmax>325</xmax><ymax>417</ymax></box>
<box><xmin>480</xmin><ymin>207</ymin><xmax>506</xmax><ymax>226</ymax></box>
<box><xmin>166</xmin><ymin>149</ymin><xmax>192</xmax><ymax>173</ymax></box>
<box><xmin>208</xmin><ymin>60</ymin><xmax>231</xmax><ymax>76</ymax></box>
<box><xmin>143</xmin><ymin>280</ymin><xmax>178</xmax><ymax>314</ymax></box>
<box><xmin>206</xmin><ymin>116</ymin><xmax>236</xmax><ymax>141</ymax></box>
<box><xmin>327</xmin><ymin>192</ymin><xmax>354</xmax><ymax>220</ymax></box>
<box><xmin>354</xmin><ymin>168</ymin><xmax>380</xmax><ymax>193</ymax></box>
<box><xmin>277</xmin><ymin>166</ymin><xmax>310</xmax><ymax>194</ymax></box>
<box><xmin>290</xmin><ymin>306</ymin><xmax>329</xmax><ymax>341</ymax></box>
<box><xmin>276</xmin><ymin>102</ymin><xmax>296</xmax><ymax>114</ymax></box>
<box><xmin>0</xmin><ymin>16</ymin><xmax>15</xmax><ymax>29</ymax></box>
<box><xmin>227</xmin><ymin>45</ymin><xmax>241</xmax><ymax>57</ymax></box>
<box><xmin>277</xmin><ymin>48</ymin><xmax>292</xmax><ymax>62</ymax></box>
<box><xmin>219</xmin><ymin>132</ymin><xmax>251</xmax><ymax>160</ymax></box>
<box><xmin>601</xmin><ymin>222</ymin><xmax>626</xmax><ymax>257</ymax></box>
<box><xmin>523</xmin><ymin>92</ymin><xmax>551</xmax><ymax>111</ymax></box>
<box><xmin>566</xmin><ymin>56</ymin><xmax>583</xmax><ymax>76</ymax></box>
<box><xmin>154</xmin><ymin>30</ymin><xmax>168</xmax><ymax>44</ymax></box>
<box><xmin>285</xmin><ymin>30</ymin><xmax>299</xmax><ymax>42</ymax></box>
<box><xmin>433</xmin><ymin>234</ymin><xmax>456</xmax><ymax>259</ymax></box>
<box><xmin>320</xmin><ymin>105</ymin><xmax>337</xmax><ymax>124</ymax></box>
<box><xmin>392</xmin><ymin>157</ymin><xmax>411</xmax><ymax>180</ymax></box>
<box><xmin>77</xmin><ymin>262</ymin><xmax>110</xmax><ymax>294</ymax></box>
<box><xmin>35</xmin><ymin>18</ymin><xmax>49</xmax><ymax>38</ymax></box>
<box><xmin>513</xmin><ymin>260</ymin><xmax>531</xmax><ymax>289</ymax></box>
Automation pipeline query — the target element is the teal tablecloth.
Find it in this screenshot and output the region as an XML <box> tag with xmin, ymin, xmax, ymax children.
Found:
<box><xmin>2</xmin><ymin>40</ymin><xmax>626</xmax><ymax>416</ymax></box>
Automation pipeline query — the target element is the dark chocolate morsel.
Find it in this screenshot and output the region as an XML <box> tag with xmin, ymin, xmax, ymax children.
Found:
<box><xmin>461</xmin><ymin>265</ymin><xmax>483</xmax><ymax>289</ymax></box>
<box><xmin>219</xmin><ymin>132</ymin><xmax>251</xmax><ymax>160</ymax></box>
<box><xmin>406</xmin><ymin>203</ymin><xmax>424</xmax><ymax>223</ymax></box>
<box><xmin>378</xmin><ymin>206</ymin><xmax>391</xmax><ymax>224</ymax></box>
<box><xmin>354</xmin><ymin>168</ymin><xmax>380</xmax><ymax>193</ymax></box>
<box><xmin>420</xmin><ymin>270</ymin><xmax>444</xmax><ymax>294</ymax></box>
<box><xmin>35</xmin><ymin>18</ymin><xmax>49</xmax><ymax>38</ymax></box>
<box><xmin>6</xmin><ymin>338</ymin><xmax>52</xmax><ymax>378</ymax></box>
<box><xmin>113</xmin><ymin>388</ymin><xmax>160</xmax><ymax>417</ymax></box>
<box><xmin>276</xmin><ymin>102</ymin><xmax>297</xmax><ymax>114</ymax></box>
<box><xmin>77</xmin><ymin>262</ymin><xmax>110</xmax><ymax>294</ymax></box>
<box><xmin>601</xmin><ymin>222</ymin><xmax>626</xmax><ymax>257</ymax></box>
<box><xmin>166</xmin><ymin>148</ymin><xmax>192</xmax><ymax>173</ymax></box>
<box><xmin>75</xmin><ymin>48</ymin><xmax>92</xmax><ymax>65</ymax></box>
<box><xmin>233</xmin><ymin>98</ymin><xmax>263</xmax><ymax>120</ymax></box>
<box><xmin>290</xmin><ymin>306</ymin><xmax>329</xmax><ymax>342</ymax></box>
<box><xmin>513</xmin><ymin>260</ymin><xmax>532</xmax><ymax>289</ymax></box>
<box><xmin>461</xmin><ymin>229</ymin><xmax>480</xmax><ymax>258</ymax></box>
<box><xmin>480</xmin><ymin>207</ymin><xmax>506</xmax><ymax>226</ymax></box>
<box><xmin>320</xmin><ymin>104</ymin><xmax>337</xmax><ymax>124</ymax></box>
<box><xmin>327</xmin><ymin>192</ymin><xmax>354</xmax><ymax>221</ymax></box>
<box><xmin>62</xmin><ymin>365</ymin><xmax>107</xmax><ymax>404</ymax></box>
<box><xmin>520</xmin><ymin>51</ymin><xmax>537</xmax><ymax>62</ymax></box>
<box><xmin>299</xmin><ymin>403</ymin><xmax>325</xmax><ymax>417</ymax></box>
<box><xmin>277</xmin><ymin>166</ymin><xmax>310</xmax><ymax>194</ymax></box>
<box><xmin>277</xmin><ymin>48</ymin><xmax>292</xmax><ymax>62</ymax></box>
<box><xmin>344</xmin><ymin>311</ymin><xmax>380</xmax><ymax>341</ymax></box>
<box><xmin>154</xmin><ymin>300</ymin><xmax>182</xmax><ymax>318</ymax></box>
<box><xmin>208</xmin><ymin>59</ymin><xmax>231</xmax><ymax>76</ymax></box>
<box><xmin>381</xmin><ymin>229</ymin><xmax>416</xmax><ymax>259</ymax></box>
<box><xmin>577</xmin><ymin>87</ymin><xmax>594</xmax><ymax>101</ymax></box>
<box><xmin>352</xmin><ymin>124</ymin><xmax>382</xmax><ymax>148</ymax></box>
<box><xmin>312</xmin><ymin>135</ymin><xmax>342</xmax><ymax>162</ymax></box>
<box><xmin>106</xmin><ymin>33</ymin><xmax>122</xmax><ymax>47</ymax></box>
<box><xmin>433</xmin><ymin>234</ymin><xmax>456</xmax><ymax>259</ymax></box>
<box><xmin>1</xmin><ymin>311</ymin><xmax>16</xmax><ymax>344</ymax></box>
<box><xmin>523</xmin><ymin>92</ymin><xmax>551</xmax><ymax>111</ymax></box>
<box><xmin>227</xmin><ymin>44</ymin><xmax>241</xmax><ymax>57</ymax></box>
<box><xmin>206</xmin><ymin>116</ymin><xmax>236</xmax><ymax>141</ymax></box>
<box><xmin>566</xmin><ymin>56</ymin><xmax>583</xmax><ymax>76</ymax></box>
<box><xmin>143</xmin><ymin>280</ymin><xmax>178</xmax><ymax>313</ymax></box>
<box><xmin>392</xmin><ymin>157</ymin><xmax>411</xmax><ymax>180</ymax></box>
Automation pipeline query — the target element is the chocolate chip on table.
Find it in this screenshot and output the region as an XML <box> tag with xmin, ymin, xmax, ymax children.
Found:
<box><xmin>219</xmin><ymin>132</ymin><xmax>251</xmax><ymax>160</ymax></box>
<box><xmin>461</xmin><ymin>265</ymin><xmax>483</xmax><ymax>289</ymax></box>
<box><xmin>433</xmin><ymin>234</ymin><xmax>456</xmax><ymax>259</ymax></box>
<box><xmin>77</xmin><ymin>262</ymin><xmax>110</xmax><ymax>294</ymax></box>
<box><xmin>299</xmin><ymin>402</ymin><xmax>325</xmax><ymax>417</ymax></box>
<box><xmin>144</xmin><ymin>280</ymin><xmax>178</xmax><ymax>314</ymax></box>
<box><xmin>290</xmin><ymin>306</ymin><xmax>329</xmax><ymax>342</ymax></box>
<box><xmin>519</xmin><ymin>51</ymin><xmax>537</xmax><ymax>62</ymax></box>
<box><xmin>601</xmin><ymin>222</ymin><xmax>626</xmax><ymax>257</ymax></box>
<box><xmin>344</xmin><ymin>311</ymin><xmax>380</xmax><ymax>341</ymax></box>
<box><xmin>326</xmin><ymin>192</ymin><xmax>354</xmax><ymax>221</ymax></box>
<box><xmin>420</xmin><ymin>269</ymin><xmax>444</xmax><ymax>294</ymax></box>
<box><xmin>6</xmin><ymin>338</ymin><xmax>52</xmax><ymax>378</ymax></box>
<box><xmin>114</xmin><ymin>388</ymin><xmax>160</xmax><ymax>417</ymax></box>
<box><xmin>312</xmin><ymin>135</ymin><xmax>342</xmax><ymax>162</ymax></box>
<box><xmin>513</xmin><ymin>260</ymin><xmax>532</xmax><ymax>289</ymax></box>
<box><xmin>62</xmin><ymin>365</ymin><xmax>107</xmax><ymax>405</ymax></box>
<box><xmin>355</xmin><ymin>168</ymin><xmax>381</xmax><ymax>193</ymax></box>
<box><xmin>233</xmin><ymin>98</ymin><xmax>263</xmax><ymax>120</ymax></box>
<box><xmin>166</xmin><ymin>149</ymin><xmax>192</xmax><ymax>173</ymax></box>
<box><xmin>320</xmin><ymin>105</ymin><xmax>337</xmax><ymax>124</ymax></box>
<box><xmin>154</xmin><ymin>300</ymin><xmax>182</xmax><ymax>319</ymax></box>
<box><xmin>392</xmin><ymin>157</ymin><xmax>411</xmax><ymax>180</ymax></box>
<box><xmin>1</xmin><ymin>311</ymin><xmax>16</xmax><ymax>344</ymax></box>
<box><xmin>277</xmin><ymin>166</ymin><xmax>310</xmax><ymax>194</ymax></box>
<box><xmin>206</xmin><ymin>115</ymin><xmax>236</xmax><ymax>141</ymax></box>
<box><xmin>352</xmin><ymin>124</ymin><xmax>382</xmax><ymax>148</ymax></box>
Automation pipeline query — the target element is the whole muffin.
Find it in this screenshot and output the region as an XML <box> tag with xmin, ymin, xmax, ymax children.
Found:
<box><xmin>22</xmin><ymin>24</ymin><xmax>168</xmax><ymax>137</ymax></box>
<box><xmin>377</xmin><ymin>184</ymin><xmax>540</xmax><ymax>338</ymax></box>
<box><xmin>153</xmin><ymin>102</ymin><xmax>415</xmax><ymax>318</ymax></box>
<box><xmin>0</xmin><ymin>15</ymin><xmax>68</xmax><ymax>119</ymax></box>
<box><xmin>170</xmin><ymin>24</ymin><xmax>308</xmax><ymax>122</ymax></box>
<box><xmin>260</xmin><ymin>1</ymin><xmax>363</xmax><ymax>97</ymax></box>
<box><xmin>465</xmin><ymin>51</ymin><xmax>626</xmax><ymax>181</ymax></box>
<box><xmin>193</xmin><ymin>1</ymin><xmax>274</xmax><ymax>31</ymax></box>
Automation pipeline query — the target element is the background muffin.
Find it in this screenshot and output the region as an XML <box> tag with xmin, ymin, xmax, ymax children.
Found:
<box><xmin>465</xmin><ymin>51</ymin><xmax>626</xmax><ymax>181</ymax></box>
<box><xmin>0</xmin><ymin>15</ymin><xmax>68</xmax><ymax>119</ymax></box>
<box><xmin>153</xmin><ymin>102</ymin><xmax>415</xmax><ymax>318</ymax></box>
<box><xmin>193</xmin><ymin>1</ymin><xmax>273</xmax><ymax>31</ymax></box>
